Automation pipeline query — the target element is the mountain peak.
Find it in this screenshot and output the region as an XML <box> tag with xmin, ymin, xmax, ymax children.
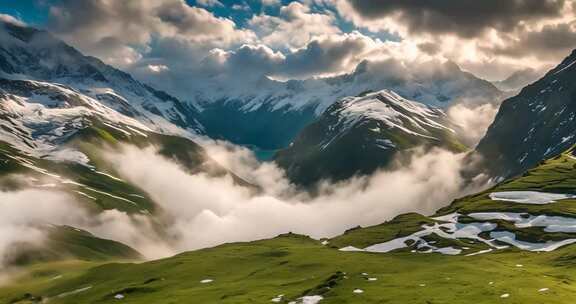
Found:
<box><xmin>274</xmin><ymin>89</ymin><xmax>465</xmax><ymax>186</ymax></box>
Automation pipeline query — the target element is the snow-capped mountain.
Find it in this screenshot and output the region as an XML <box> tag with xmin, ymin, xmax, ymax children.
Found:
<box><xmin>0</xmin><ymin>20</ymin><xmax>253</xmax><ymax>219</ymax></box>
<box><xmin>0</xmin><ymin>20</ymin><xmax>203</xmax><ymax>137</ymax></box>
<box><xmin>476</xmin><ymin>49</ymin><xmax>576</xmax><ymax>179</ymax></box>
<box><xmin>274</xmin><ymin>90</ymin><xmax>466</xmax><ymax>186</ymax></box>
<box><xmin>197</xmin><ymin>60</ymin><xmax>503</xmax><ymax>150</ymax></box>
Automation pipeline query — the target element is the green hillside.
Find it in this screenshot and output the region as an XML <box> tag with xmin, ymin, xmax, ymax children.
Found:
<box><xmin>6</xmin><ymin>226</ymin><xmax>141</xmax><ymax>267</ymax></box>
<box><xmin>2</xmin><ymin>147</ymin><xmax>576</xmax><ymax>303</ymax></box>
<box><xmin>0</xmin><ymin>121</ymin><xmax>255</xmax><ymax>269</ymax></box>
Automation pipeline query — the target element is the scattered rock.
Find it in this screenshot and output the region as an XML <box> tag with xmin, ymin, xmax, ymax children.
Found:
<box><xmin>271</xmin><ymin>294</ymin><xmax>284</xmax><ymax>302</ymax></box>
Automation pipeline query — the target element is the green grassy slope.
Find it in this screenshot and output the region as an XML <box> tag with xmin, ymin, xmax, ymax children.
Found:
<box><xmin>438</xmin><ymin>148</ymin><xmax>576</xmax><ymax>217</ymax></box>
<box><xmin>7</xmin><ymin>226</ymin><xmax>141</xmax><ymax>267</ymax></box>
<box><xmin>2</xmin><ymin>148</ymin><xmax>576</xmax><ymax>303</ymax></box>
<box><xmin>2</xmin><ymin>234</ymin><xmax>576</xmax><ymax>304</ymax></box>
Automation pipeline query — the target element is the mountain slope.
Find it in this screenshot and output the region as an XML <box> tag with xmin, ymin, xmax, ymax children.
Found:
<box><xmin>274</xmin><ymin>90</ymin><xmax>466</xmax><ymax>186</ymax></box>
<box><xmin>0</xmin><ymin>20</ymin><xmax>252</xmax><ymax>214</ymax></box>
<box><xmin>476</xmin><ymin>49</ymin><xmax>576</xmax><ymax>179</ymax></box>
<box><xmin>198</xmin><ymin>60</ymin><xmax>502</xmax><ymax>150</ymax></box>
<box><xmin>0</xmin><ymin>21</ymin><xmax>259</xmax><ymax>267</ymax></box>
<box><xmin>3</xmin><ymin>147</ymin><xmax>576</xmax><ymax>303</ymax></box>
<box><xmin>0</xmin><ymin>20</ymin><xmax>203</xmax><ymax>135</ymax></box>
<box><xmin>6</xmin><ymin>225</ymin><xmax>141</xmax><ymax>266</ymax></box>
<box><xmin>0</xmin><ymin>118</ymin><xmax>254</xmax><ymax>268</ymax></box>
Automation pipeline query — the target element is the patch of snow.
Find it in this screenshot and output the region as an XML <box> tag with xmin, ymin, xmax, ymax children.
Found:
<box><xmin>56</xmin><ymin>286</ymin><xmax>93</xmax><ymax>298</ymax></box>
<box><xmin>353</xmin><ymin>289</ymin><xmax>364</xmax><ymax>294</ymax></box>
<box><xmin>490</xmin><ymin>231</ymin><xmax>576</xmax><ymax>252</ymax></box>
<box><xmin>44</xmin><ymin>149</ymin><xmax>91</xmax><ymax>165</ymax></box>
<box><xmin>489</xmin><ymin>191</ymin><xmax>576</xmax><ymax>204</ymax></box>
<box><xmin>469</xmin><ymin>212</ymin><xmax>576</xmax><ymax>233</ymax></box>
<box><xmin>339</xmin><ymin>246</ymin><xmax>364</xmax><ymax>252</ymax></box>
<box><xmin>289</xmin><ymin>295</ymin><xmax>323</xmax><ymax>304</ymax></box>
<box><xmin>82</xmin><ymin>186</ymin><xmax>139</xmax><ymax>206</ymax></box>
<box><xmin>434</xmin><ymin>247</ymin><xmax>462</xmax><ymax>255</ymax></box>
<box><xmin>74</xmin><ymin>191</ymin><xmax>98</xmax><ymax>201</ymax></box>
<box><xmin>200</xmin><ymin>279</ymin><xmax>214</xmax><ymax>284</ymax></box>
<box><xmin>465</xmin><ymin>248</ymin><xmax>493</xmax><ymax>257</ymax></box>
<box><xmin>94</xmin><ymin>170</ymin><xmax>124</xmax><ymax>182</ymax></box>
<box><xmin>553</xmin><ymin>57</ymin><xmax>576</xmax><ymax>75</ymax></box>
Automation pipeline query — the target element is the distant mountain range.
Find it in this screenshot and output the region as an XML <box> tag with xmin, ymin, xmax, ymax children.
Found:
<box><xmin>197</xmin><ymin>60</ymin><xmax>503</xmax><ymax>150</ymax></box>
<box><xmin>491</xmin><ymin>68</ymin><xmax>542</xmax><ymax>92</ymax></box>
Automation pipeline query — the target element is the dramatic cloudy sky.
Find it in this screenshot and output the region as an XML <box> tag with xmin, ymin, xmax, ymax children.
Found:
<box><xmin>2</xmin><ymin>0</ymin><xmax>576</xmax><ymax>95</ymax></box>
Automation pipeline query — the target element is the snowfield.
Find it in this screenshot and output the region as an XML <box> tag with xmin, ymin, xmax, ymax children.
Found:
<box><xmin>340</xmin><ymin>211</ymin><xmax>576</xmax><ymax>256</ymax></box>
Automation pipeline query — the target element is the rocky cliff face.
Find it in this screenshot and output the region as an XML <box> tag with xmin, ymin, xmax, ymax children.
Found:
<box><xmin>476</xmin><ymin>49</ymin><xmax>576</xmax><ymax>179</ymax></box>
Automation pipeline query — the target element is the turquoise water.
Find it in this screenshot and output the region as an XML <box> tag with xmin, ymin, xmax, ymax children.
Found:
<box><xmin>253</xmin><ymin>148</ymin><xmax>278</xmax><ymax>161</ymax></box>
<box><xmin>244</xmin><ymin>145</ymin><xmax>278</xmax><ymax>161</ymax></box>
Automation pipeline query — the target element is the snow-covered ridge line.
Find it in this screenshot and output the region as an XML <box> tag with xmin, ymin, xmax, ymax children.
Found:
<box><xmin>0</xmin><ymin>20</ymin><xmax>204</xmax><ymax>143</ymax></box>
<box><xmin>195</xmin><ymin>58</ymin><xmax>502</xmax><ymax>116</ymax></box>
<box><xmin>0</xmin><ymin>78</ymin><xmax>158</xmax><ymax>160</ymax></box>
<box><xmin>318</xmin><ymin>89</ymin><xmax>457</xmax><ymax>151</ymax></box>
